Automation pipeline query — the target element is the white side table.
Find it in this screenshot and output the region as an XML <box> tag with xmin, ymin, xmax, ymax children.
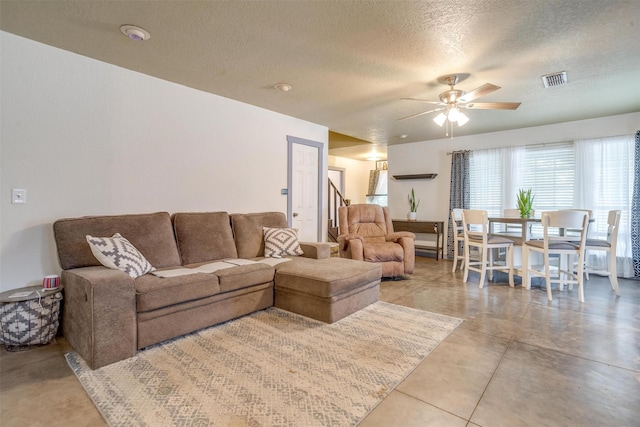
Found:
<box><xmin>0</xmin><ymin>285</ymin><xmax>63</xmax><ymax>351</ymax></box>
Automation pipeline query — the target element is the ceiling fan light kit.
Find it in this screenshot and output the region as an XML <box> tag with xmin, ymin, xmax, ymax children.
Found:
<box><xmin>401</xmin><ymin>74</ymin><xmax>521</xmax><ymax>137</ymax></box>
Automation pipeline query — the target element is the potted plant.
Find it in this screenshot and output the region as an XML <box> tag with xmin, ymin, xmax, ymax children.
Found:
<box><xmin>407</xmin><ymin>188</ymin><xmax>420</xmax><ymax>221</ymax></box>
<box><xmin>516</xmin><ymin>188</ymin><xmax>535</xmax><ymax>218</ymax></box>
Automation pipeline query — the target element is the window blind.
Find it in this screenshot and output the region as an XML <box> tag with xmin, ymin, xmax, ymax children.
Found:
<box><xmin>469</xmin><ymin>149</ymin><xmax>503</xmax><ymax>217</ymax></box>
<box><xmin>522</xmin><ymin>143</ymin><xmax>575</xmax><ymax>213</ymax></box>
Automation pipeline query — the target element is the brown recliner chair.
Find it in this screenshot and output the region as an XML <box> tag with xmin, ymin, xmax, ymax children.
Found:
<box><xmin>337</xmin><ymin>204</ymin><xmax>415</xmax><ymax>277</ymax></box>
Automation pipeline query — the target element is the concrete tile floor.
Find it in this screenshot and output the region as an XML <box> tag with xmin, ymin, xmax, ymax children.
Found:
<box><xmin>1</xmin><ymin>256</ymin><xmax>639</xmax><ymax>426</ymax></box>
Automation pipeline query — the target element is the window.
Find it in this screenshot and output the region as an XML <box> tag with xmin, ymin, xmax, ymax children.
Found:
<box><xmin>469</xmin><ymin>149</ymin><xmax>503</xmax><ymax>217</ymax></box>
<box><xmin>467</xmin><ymin>136</ymin><xmax>634</xmax><ymax>277</ymax></box>
<box><xmin>523</xmin><ymin>143</ymin><xmax>575</xmax><ymax>212</ymax></box>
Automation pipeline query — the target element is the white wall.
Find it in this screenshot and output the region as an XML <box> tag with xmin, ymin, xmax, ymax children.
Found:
<box><xmin>388</xmin><ymin>111</ymin><xmax>640</xmax><ymax>248</ymax></box>
<box><xmin>328</xmin><ymin>156</ymin><xmax>374</xmax><ymax>204</ymax></box>
<box><xmin>0</xmin><ymin>32</ymin><xmax>328</xmax><ymax>292</ymax></box>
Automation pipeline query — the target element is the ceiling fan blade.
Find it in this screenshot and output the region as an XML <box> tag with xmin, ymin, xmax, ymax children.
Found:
<box><xmin>463</xmin><ymin>102</ymin><xmax>521</xmax><ymax>110</ymax></box>
<box><xmin>459</xmin><ymin>83</ymin><xmax>500</xmax><ymax>102</ymax></box>
<box><xmin>401</xmin><ymin>98</ymin><xmax>443</xmax><ymax>105</ymax></box>
<box><xmin>398</xmin><ymin>107</ymin><xmax>445</xmax><ymax>121</ymax></box>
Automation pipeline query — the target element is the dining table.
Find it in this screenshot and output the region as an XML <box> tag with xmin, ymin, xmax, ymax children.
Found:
<box><xmin>488</xmin><ymin>216</ymin><xmax>541</xmax><ymax>246</ymax></box>
<box><xmin>487</xmin><ymin>216</ymin><xmax>542</xmax><ymax>278</ymax></box>
<box><xmin>487</xmin><ymin>214</ymin><xmax>593</xmax><ymax>279</ymax></box>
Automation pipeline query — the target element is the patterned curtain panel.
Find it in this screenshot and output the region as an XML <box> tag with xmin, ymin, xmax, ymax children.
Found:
<box><xmin>447</xmin><ymin>151</ymin><xmax>470</xmax><ymax>259</ymax></box>
<box><xmin>632</xmin><ymin>130</ymin><xmax>640</xmax><ymax>278</ymax></box>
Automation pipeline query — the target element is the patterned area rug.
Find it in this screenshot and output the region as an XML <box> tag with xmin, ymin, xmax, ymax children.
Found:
<box><xmin>66</xmin><ymin>302</ymin><xmax>462</xmax><ymax>426</ymax></box>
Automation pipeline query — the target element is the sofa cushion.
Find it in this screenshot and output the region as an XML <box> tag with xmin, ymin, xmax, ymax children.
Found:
<box><xmin>135</xmin><ymin>272</ymin><xmax>221</xmax><ymax>313</ymax></box>
<box><xmin>212</xmin><ymin>263</ymin><xmax>275</xmax><ymax>293</ymax></box>
<box><xmin>231</xmin><ymin>212</ymin><xmax>289</xmax><ymax>258</ymax></box>
<box><xmin>275</xmin><ymin>257</ymin><xmax>381</xmax><ymax>298</ymax></box>
<box><xmin>54</xmin><ymin>212</ymin><xmax>181</xmax><ymax>270</ymax></box>
<box><xmin>173</xmin><ymin>212</ymin><xmax>238</xmax><ymax>265</ymax></box>
<box><xmin>86</xmin><ymin>233</ymin><xmax>155</xmax><ymax>278</ymax></box>
<box><xmin>263</xmin><ymin>227</ymin><xmax>304</xmax><ymax>257</ymax></box>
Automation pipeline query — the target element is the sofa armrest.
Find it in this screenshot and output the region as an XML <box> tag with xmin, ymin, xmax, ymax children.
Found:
<box><xmin>62</xmin><ymin>266</ymin><xmax>137</xmax><ymax>369</ymax></box>
<box><xmin>386</xmin><ymin>231</ymin><xmax>416</xmax><ymax>242</ymax></box>
<box><xmin>299</xmin><ymin>242</ymin><xmax>331</xmax><ymax>259</ymax></box>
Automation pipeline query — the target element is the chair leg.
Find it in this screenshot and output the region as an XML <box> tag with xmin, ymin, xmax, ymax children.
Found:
<box><xmin>479</xmin><ymin>246</ymin><xmax>487</xmax><ymax>288</ymax></box>
<box><xmin>567</xmin><ymin>255</ymin><xmax>574</xmax><ymax>291</ymax></box>
<box><xmin>507</xmin><ymin>245</ymin><xmax>514</xmax><ymax>287</ymax></box>
<box><xmin>584</xmin><ymin>248</ymin><xmax>590</xmax><ymax>280</ymax></box>
<box><xmin>488</xmin><ymin>248</ymin><xmax>494</xmax><ymax>282</ymax></box>
<box><xmin>608</xmin><ymin>251</ymin><xmax>621</xmax><ymax>296</ymax></box>
<box><xmin>523</xmin><ymin>246</ymin><xmax>531</xmax><ymax>290</ymax></box>
<box><xmin>577</xmin><ymin>253</ymin><xmax>585</xmax><ymax>303</ymax></box>
<box><xmin>544</xmin><ymin>252</ymin><xmax>553</xmax><ymax>301</ymax></box>
<box><xmin>452</xmin><ymin>240</ymin><xmax>459</xmax><ymax>272</ymax></box>
<box><xmin>463</xmin><ymin>246</ymin><xmax>470</xmax><ymax>283</ymax></box>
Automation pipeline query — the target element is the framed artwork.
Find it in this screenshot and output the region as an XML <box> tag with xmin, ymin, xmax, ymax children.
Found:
<box><xmin>376</xmin><ymin>161</ymin><xmax>388</xmax><ymax>170</ymax></box>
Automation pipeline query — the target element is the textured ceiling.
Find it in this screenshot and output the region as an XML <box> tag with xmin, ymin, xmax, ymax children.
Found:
<box><xmin>2</xmin><ymin>0</ymin><xmax>639</xmax><ymax>160</ymax></box>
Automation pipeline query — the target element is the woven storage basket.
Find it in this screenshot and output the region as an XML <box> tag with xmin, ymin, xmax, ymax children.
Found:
<box><xmin>0</xmin><ymin>292</ymin><xmax>62</xmax><ymax>351</ymax></box>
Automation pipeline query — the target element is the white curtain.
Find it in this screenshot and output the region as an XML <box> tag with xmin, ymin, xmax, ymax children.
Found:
<box><xmin>469</xmin><ymin>148</ymin><xmax>503</xmax><ymax>216</ymax></box>
<box><xmin>502</xmin><ymin>146</ymin><xmax>526</xmax><ymax>212</ymax></box>
<box><xmin>575</xmin><ymin>135</ymin><xmax>634</xmax><ymax>278</ymax></box>
<box><xmin>470</xmin><ymin>146</ymin><xmax>525</xmax><ymax>216</ymax></box>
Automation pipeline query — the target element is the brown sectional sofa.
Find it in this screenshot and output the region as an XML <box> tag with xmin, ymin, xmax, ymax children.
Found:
<box><xmin>53</xmin><ymin>211</ymin><xmax>382</xmax><ymax>369</ymax></box>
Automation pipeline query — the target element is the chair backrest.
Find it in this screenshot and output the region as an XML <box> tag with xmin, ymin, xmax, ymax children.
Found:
<box><xmin>338</xmin><ymin>204</ymin><xmax>392</xmax><ymax>242</ymax></box>
<box><xmin>560</xmin><ymin>209</ymin><xmax>593</xmax><ymax>237</ymax></box>
<box><xmin>502</xmin><ymin>208</ymin><xmax>534</xmax><ymax>232</ymax></box>
<box><xmin>503</xmin><ymin>208</ymin><xmax>520</xmax><ymax>218</ymax></box>
<box><xmin>606</xmin><ymin>210</ymin><xmax>621</xmax><ymax>247</ymax></box>
<box><xmin>451</xmin><ymin>208</ymin><xmax>464</xmax><ymax>233</ymax></box>
<box><xmin>462</xmin><ymin>210</ymin><xmax>489</xmax><ymax>242</ymax></box>
<box><xmin>541</xmin><ymin>210</ymin><xmax>589</xmax><ymax>248</ymax></box>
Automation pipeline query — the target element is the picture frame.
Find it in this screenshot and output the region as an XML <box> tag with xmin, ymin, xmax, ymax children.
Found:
<box><xmin>376</xmin><ymin>160</ymin><xmax>388</xmax><ymax>170</ymax></box>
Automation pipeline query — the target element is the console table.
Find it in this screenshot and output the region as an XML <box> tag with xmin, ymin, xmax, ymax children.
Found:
<box><xmin>392</xmin><ymin>220</ymin><xmax>444</xmax><ymax>260</ymax></box>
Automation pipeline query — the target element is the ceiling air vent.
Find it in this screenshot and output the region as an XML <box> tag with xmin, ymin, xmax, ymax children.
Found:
<box><xmin>541</xmin><ymin>71</ymin><xmax>568</xmax><ymax>88</ymax></box>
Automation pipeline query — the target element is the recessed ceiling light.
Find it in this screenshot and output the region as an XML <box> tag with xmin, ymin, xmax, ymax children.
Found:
<box><xmin>399</xmin><ymin>134</ymin><xmax>408</xmax><ymax>139</ymax></box>
<box><xmin>273</xmin><ymin>83</ymin><xmax>293</xmax><ymax>92</ymax></box>
<box><xmin>120</xmin><ymin>25</ymin><xmax>150</xmax><ymax>41</ymax></box>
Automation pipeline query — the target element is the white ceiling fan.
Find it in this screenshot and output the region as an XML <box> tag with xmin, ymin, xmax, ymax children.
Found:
<box><xmin>399</xmin><ymin>74</ymin><xmax>521</xmax><ymax>136</ymax></box>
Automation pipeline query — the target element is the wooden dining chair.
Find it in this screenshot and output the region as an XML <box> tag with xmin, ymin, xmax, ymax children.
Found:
<box><xmin>502</xmin><ymin>208</ymin><xmax>522</xmax><ymax>234</ymax></box>
<box><xmin>523</xmin><ymin>210</ymin><xmax>589</xmax><ymax>302</ymax></box>
<box><xmin>462</xmin><ymin>210</ymin><xmax>514</xmax><ymax>288</ymax></box>
<box><xmin>584</xmin><ymin>210</ymin><xmax>621</xmax><ymax>296</ymax></box>
<box><xmin>451</xmin><ymin>208</ymin><xmax>465</xmax><ymax>272</ymax></box>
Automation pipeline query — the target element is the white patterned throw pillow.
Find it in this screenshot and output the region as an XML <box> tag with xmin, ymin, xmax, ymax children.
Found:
<box><xmin>86</xmin><ymin>233</ymin><xmax>155</xmax><ymax>278</ymax></box>
<box><xmin>263</xmin><ymin>227</ymin><xmax>304</xmax><ymax>257</ymax></box>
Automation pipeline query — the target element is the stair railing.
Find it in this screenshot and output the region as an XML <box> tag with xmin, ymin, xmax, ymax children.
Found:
<box><xmin>328</xmin><ymin>178</ymin><xmax>349</xmax><ymax>242</ymax></box>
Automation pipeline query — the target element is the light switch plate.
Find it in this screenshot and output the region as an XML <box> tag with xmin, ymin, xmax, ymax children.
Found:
<box><xmin>12</xmin><ymin>188</ymin><xmax>26</xmax><ymax>204</ymax></box>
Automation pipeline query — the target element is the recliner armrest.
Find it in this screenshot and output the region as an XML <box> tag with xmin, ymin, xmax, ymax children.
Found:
<box><xmin>337</xmin><ymin>234</ymin><xmax>365</xmax><ymax>260</ymax></box>
<box><xmin>337</xmin><ymin>234</ymin><xmax>364</xmax><ymax>251</ymax></box>
<box><xmin>386</xmin><ymin>231</ymin><xmax>416</xmax><ymax>242</ymax></box>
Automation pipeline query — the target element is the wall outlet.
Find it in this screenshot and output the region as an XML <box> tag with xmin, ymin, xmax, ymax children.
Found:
<box><xmin>12</xmin><ymin>188</ymin><xmax>27</xmax><ymax>204</ymax></box>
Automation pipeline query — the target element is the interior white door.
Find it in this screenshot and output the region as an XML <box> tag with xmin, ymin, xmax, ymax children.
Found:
<box><xmin>291</xmin><ymin>142</ymin><xmax>319</xmax><ymax>242</ymax></box>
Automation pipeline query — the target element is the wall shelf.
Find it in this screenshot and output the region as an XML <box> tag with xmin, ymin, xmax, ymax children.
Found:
<box><xmin>392</xmin><ymin>173</ymin><xmax>437</xmax><ymax>180</ymax></box>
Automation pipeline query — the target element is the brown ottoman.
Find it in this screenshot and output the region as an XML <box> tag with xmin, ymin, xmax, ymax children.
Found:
<box><xmin>274</xmin><ymin>257</ymin><xmax>382</xmax><ymax>323</ymax></box>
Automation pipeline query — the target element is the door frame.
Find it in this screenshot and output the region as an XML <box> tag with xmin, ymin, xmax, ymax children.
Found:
<box><xmin>287</xmin><ymin>135</ymin><xmax>324</xmax><ymax>241</ymax></box>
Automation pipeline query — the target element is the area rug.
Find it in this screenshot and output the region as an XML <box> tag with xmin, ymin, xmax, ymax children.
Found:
<box><xmin>66</xmin><ymin>302</ymin><xmax>462</xmax><ymax>427</ymax></box>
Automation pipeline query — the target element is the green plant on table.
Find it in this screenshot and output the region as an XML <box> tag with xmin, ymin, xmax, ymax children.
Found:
<box><xmin>408</xmin><ymin>188</ymin><xmax>420</xmax><ymax>213</ymax></box>
<box><xmin>516</xmin><ymin>188</ymin><xmax>535</xmax><ymax>218</ymax></box>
